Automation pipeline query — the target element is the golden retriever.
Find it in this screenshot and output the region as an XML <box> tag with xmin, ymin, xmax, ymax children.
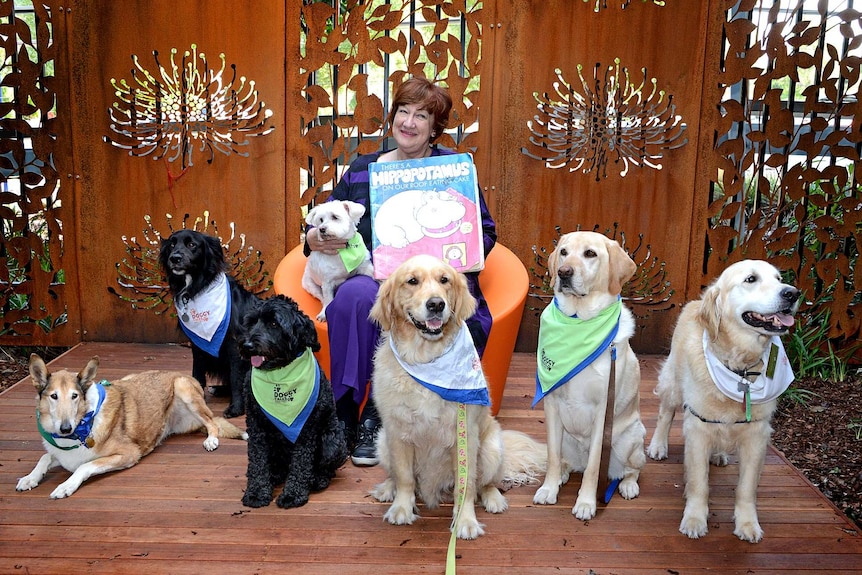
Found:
<box><xmin>647</xmin><ymin>259</ymin><xmax>800</xmax><ymax>542</ymax></box>
<box><xmin>532</xmin><ymin>231</ymin><xmax>646</xmax><ymax>520</ymax></box>
<box><xmin>369</xmin><ymin>254</ymin><xmax>546</xmax><ymax>540</ymax></box>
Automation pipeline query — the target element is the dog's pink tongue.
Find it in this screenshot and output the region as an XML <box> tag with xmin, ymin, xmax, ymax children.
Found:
<box><xmin>251</xmin><ymin>355</ymin><xmax>265</xmax><ymax>368</ymax></box>
<box><xmin>426</xmin><ymin>318</ymin><xmax>443</xmax><ymax>330</ymax></box>
<box><xmin>770</xmin><ymin>313</ymin><xmax>795</xmax><ymax>327</ymax></box>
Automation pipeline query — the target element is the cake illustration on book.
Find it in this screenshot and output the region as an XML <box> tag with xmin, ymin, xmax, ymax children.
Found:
<box><xmin>369</xmin><ymin>153</ymin><xmax>485</xmax><ymax>280</ymax></box>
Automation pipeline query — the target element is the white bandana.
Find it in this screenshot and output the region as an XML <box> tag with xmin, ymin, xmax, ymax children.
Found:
<box><xmin>389</xmin><ymin>323</ymin><xmax>490</xmax><ymax>405</ymax></box>
<box><xmin>175</xmin><ymin>272</ymin><xmax>230</xmax><ymax>356</ymax></box>
<box><xmin>702</xmin><ymin>330</ymin><xmax>795</xmax><ymax>405</ymax></box>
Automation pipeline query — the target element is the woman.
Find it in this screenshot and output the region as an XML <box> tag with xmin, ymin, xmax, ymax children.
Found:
<box><xmin>305</xmin><ymin>77</ymin><xmax>497</xmax><ymax>466</ymax></box>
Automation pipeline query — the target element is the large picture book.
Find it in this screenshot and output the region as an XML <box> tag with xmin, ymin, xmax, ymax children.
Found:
<box><xmin>368</xmin><ymin>152</ymin><xmax>485</xmax><ymax>280</ymax></box>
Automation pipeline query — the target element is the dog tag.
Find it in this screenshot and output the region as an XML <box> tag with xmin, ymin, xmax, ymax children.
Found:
<box><xmin>85</xmin><ymin>437</ymin><xmax>95</xmax><ymax>448</ymax></box>
<box><xmin>181</xmin><ymin>312</ymin><xmax>190</xmax><ymax>322</ymax></box>
<box><xmin>738</xmin><ymin>379</ymin><xmax>752</xmax><ymax>422</ymax></box>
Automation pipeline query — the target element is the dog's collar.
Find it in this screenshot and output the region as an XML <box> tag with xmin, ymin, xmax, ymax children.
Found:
<box><xmin>36</xmin><ymin>381</ymin><xmax>109</xmax><ymax>450</ymax></box>
<box><xmin>685</xmin><ymin>403</ymin><xmax>759</xmax><ymax>425</ymax></box>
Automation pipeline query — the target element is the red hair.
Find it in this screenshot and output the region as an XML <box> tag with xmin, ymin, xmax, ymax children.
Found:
<box><xmin>386</xmin><ymin>77</ymin><xmax>452</xmax><ymax>143</ymax></box>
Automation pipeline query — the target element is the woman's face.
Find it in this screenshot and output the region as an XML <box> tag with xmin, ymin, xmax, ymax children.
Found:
<box><xmin>392</xmin><ymin>103</ymin><xmax>434</xmax><ymax>158</ymax></box>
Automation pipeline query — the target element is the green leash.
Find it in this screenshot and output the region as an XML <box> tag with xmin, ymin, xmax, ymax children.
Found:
<box><xmin>446</xmin><ymin>402</ymin><xmax>469</xmax><ymax>575</ymax></box>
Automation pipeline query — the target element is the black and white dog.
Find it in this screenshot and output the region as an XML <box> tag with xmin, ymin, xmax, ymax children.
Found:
<box><xmin>159</xmin><ymin>229</ymin><xmax>258</xmax><ymax>418</ymax></box>
<box><xmin>237</xmin><ymin>295</ymin><xmax>348</xmax><ymax>508</ymax></box>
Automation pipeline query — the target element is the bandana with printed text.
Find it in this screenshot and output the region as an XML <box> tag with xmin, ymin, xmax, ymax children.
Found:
<box><xmin>251</xmin><ymin>349</ymin><xmax>320</xmax><ymax>443</ymax></box>
<box><xmin>175</xmin><ymin>272</ymin><xmax>230</xmax><ymax>357</ymax></box>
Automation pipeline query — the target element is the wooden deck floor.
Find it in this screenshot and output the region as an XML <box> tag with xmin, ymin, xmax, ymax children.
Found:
<box><xmin>1</xmin><ymin>342</ymin><xmax>861</xmax><ymax>574</ymax></box>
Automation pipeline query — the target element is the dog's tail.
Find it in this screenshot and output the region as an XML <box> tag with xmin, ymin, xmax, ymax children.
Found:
<box><xmin>500</xmin><ymin>430</ymin><xmax>547</xmax><ymax>487</ymax></box>
<box><xmin>214</xmin><ymin>417</ymin><xmax>249</xmax><ymax>441</ymax></box>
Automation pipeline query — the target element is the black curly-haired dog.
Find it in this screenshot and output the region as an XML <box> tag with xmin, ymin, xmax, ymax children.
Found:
<box><xmin>159</xmin><ymin>229</ymin><xmax>258</xmax><ymax>418</ymax></box>
<box><xmin>238</xmin><ymin>294</ymin><xmax>348</xmax><ymax>508</ymax></box>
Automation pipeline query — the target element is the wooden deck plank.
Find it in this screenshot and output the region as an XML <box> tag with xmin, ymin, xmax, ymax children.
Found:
<box><xmin>1</xmin><ymin>342</ymin><xmax>860</xmax><ymax>574</ymax></box>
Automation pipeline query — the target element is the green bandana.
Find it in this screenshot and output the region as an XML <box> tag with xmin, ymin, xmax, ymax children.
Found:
<box><xmin>339</xmin><ymin>232</ymin><xmax>369</xmax><ymax>273</ymax></box>
<box><xmin>533</xmin><ymin>298</ymin><xmax>621</xmax><ymax>407</ymax></box>
<box><xmin>251</xmin><ymin>349</ymin><xmax>319</xmax><ymax>442</ymax></box>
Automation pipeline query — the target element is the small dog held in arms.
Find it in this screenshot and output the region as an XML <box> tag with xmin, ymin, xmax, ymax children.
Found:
<box><xmin>237</xmin><ymin>295</ymin><xmax>348</xmax><ymax>508</ymax></box>
<box><xmin>532</xmin><ymin>231</ymin><xmax>646</xmax><ymax>520</ymax></box>
<box><xmin>159</xmin><ymin>228</ymin><xmax>260</xmax><ymax>418</ymax></box>
<box><xmin>647</xmin><ymin>259</ymin><xmax>800</xmax><ymax>542</ymax></box>
<box><xmin>16</xmin><ymin>354</ymin><xmax>247</xmax><ymax>499</ymax></box>
<box><xmin>369</xmin><ymin>255</ymin><xmax>546</xmax><ymax>540</ymax></box>
<box><xmin>302</xmin><ymin>200</ymin><xmax>374</xmax><ymax>322</ymax></box>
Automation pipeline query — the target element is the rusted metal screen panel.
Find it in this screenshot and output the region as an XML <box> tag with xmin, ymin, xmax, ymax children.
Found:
<box><xmin>706</xmin><ymin>0</ymin><xmax>862</xmax><ymax>347</ymax></box>
<box><xmin>63</xmin><ymin>0</ymin><xmax>286</xmax><ymax>343</ymax></box>
<box><xmin>481</xmin><ymin>0</ymin><xmax>711</xmax><ymax>353</ymax></box>
<box><xmin>0</xmin><ymin>1</ymin><xmax>79</xmax><ymax>345</ymax></box>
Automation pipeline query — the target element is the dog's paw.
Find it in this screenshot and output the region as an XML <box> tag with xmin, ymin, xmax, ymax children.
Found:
<box><xmin>223</xmin><ymin>403</ymin><xmax>244</xmax><ymax>419</ymax></box>
<box><xmin>371</xmin><ymin>479</ymin><xmax>396</xmax><ymax>502</ymax></box>
<box><xmin>242</xmin><ymin>492</ymin><xmax>273</xmax><ymax>508</ymax></box>
<box><xmin>679</xmin><ymin>513</ymin><xmax>709</xmax><ymax>539</ymax></box>
<box><xmin>533</xmin><ymin>483</ymin><xmax>559</xmax><ymax>505</ymax></box>
<box><xmin>316</xmin><ymin>310</ymin><xmax>327</xmax><ymax>322</ymax></box>
<box><xmin>454</xmin><ymin>518</ymin><xmax>485</xmax><ymax>540</ymax></box>
<box><xmin>383</xmin><ymin>503</ymin><xmax>418</xmax><ymax>526</ymax></box>
<box><xmin>618</xmin><ymin>477</ymin><xmax>640</xmax><ymax>500</ymax></box>
<box><xmin>277</xmin><ymin>491</ymin><xmax>309</xmax><ymax>509</ymax></box>
<box><xmin>734</xmin><ymin>519</ymin><xmax>764</xmax><ymax>543</ymax></box>
<box><xmin>16</xmin><ymin>475</ymin><xmax>39</xmax><ymax>492</ymax></box>
<box><xmin>202</xmin><ymin>436</ymin><xmax>219</xmax><ymax>451</ymax></box>
<box><xmin>49</xmin><ymin>482</ymin><xmax>78</xmax><ymax>499</ymax></box>
<box><xmin>311</xmin><ymin>475</ymin><xmax>332</xmax><ymax>492</ymax></box>
<box><xmin>710</xmin><ymin>452</ymin><xmax>729</xmax><ymax>467</ymax></box>
<box><xmin>573</xmin><ymin>496</ymin><xmax>597</xmax><ymax>521</ymax></box>
<box><xmin>481</xmin><ymin>487</ymin><xmax>508</xmax><ymax>514</ymax></box>
<box><xmin>647</xmin><ymin>440</ymin><xmax>668</xmax><ymax>460</ymax></box>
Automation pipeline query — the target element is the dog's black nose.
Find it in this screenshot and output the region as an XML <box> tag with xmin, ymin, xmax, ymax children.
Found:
<box><xmin>426</xmin><ymin>297</ymin><xmax>445</xmax><ymax>314</ymax></box>
<box><xmin>60</xmin><ymin>423</ymin><xmax>73</xmax><ymax>435</ymax></box>
<box><xmin>558</xmin><ymin>265</ymin><xmax>573</xmax><ymax>279</ymax></box>
<box><xmin>782</xmin><ymin>287</ymin><xmax>800</xmax><ymax>304</ymax></box>
<box><xmin>169</xmin><ymin>253</ymin><xmax>182</xmax><ymax>264</ymax></box>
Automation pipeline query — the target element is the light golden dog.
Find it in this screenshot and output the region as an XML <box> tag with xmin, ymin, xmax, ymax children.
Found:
<box><xmin>17</xmin><ymin>354</ymin><xmax>247</xmax><ymax>499</ymax></box>
<box><xmin>647</xmin><ymin>260</ymin><xmax>800</xmax><ymax>542</ymax></box>
<box><xmin>533</xmin><ymin>231</ymin><xmax>646</xmax><ymax>520</ymax></box>
<box><xmin>369</xmin><ymin>254</ymin><xmax>546</xmax><ymax>540</ymax></box>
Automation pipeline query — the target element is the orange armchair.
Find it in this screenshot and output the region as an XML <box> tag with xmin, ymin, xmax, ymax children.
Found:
<box><xmin>272</xmin><ymin>243</ymin><xmax>528</xmax><ymax>416</ymax></box>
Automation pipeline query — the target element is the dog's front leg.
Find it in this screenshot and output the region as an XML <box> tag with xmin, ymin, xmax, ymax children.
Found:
<box><xmin>534</xmin><ymin>398</ymin><xmax>564</xmax><ymax>505</ymax></box>
<box><xmin>679</xmin><ymin>418</ymin><xmax>712</xmax><ymax>538</ymax></box>
<box><xmin>381</xmin><ymin>435</ymin><xmax>418</xmax><ymax>526</ymax></box>
<box><xmin>50</xmin><ymin>453</ymin><xmax>137</xmax><ymax>499</ymax></box>
<box><xmin>243</xmin><ymin>420</ymin><xmax>275</xmax><ymax>507</ymax></box>
<box><xmin>317</xmin><ymin>281</ymin><xmax>337</xmax><ymax>322</ymax></box>
<box><xmin>573</xmin><ymin>398</ymin><xmax>607</xmax><ymax>520</ymax></box>
<box><xmin>16</xmin><ymin>453</ymin><xmax>58</xmax><ymax>492</ymax></box>
<box><xmin>276</xmin><ymin>437</ymin><xmax>316</xmax><ymax>509</ymax></box>
<box><xmin>733</xmin><ymin>426</ymin><xmax>769</xmax><ymax>543</ymax></box>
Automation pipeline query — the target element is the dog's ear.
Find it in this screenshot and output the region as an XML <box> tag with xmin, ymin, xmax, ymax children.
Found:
<box><xmin>276</xmin><ymin>296</ymin><xmax>321</xmax><ymax>354</ymax></box>
<box><xmin>699</xmin><ymin>283</ymin><xmax>722</xmax><ymax>340</ymax></box>
<box><xmin>369</xmin><ymin>276</ymin><xmax>395</xmax><ymax>330</ymax></box>
<box><xmin>343</xmin><ymin>201</ymin><xmax>366</xmax><ymax>221</ymax></box>
<box><xmin>77</xmin><ymin>356</ymin><xmax>100</xmax><ymax>391</ymax></box>
<box><xmin>606</xmin><ymin>239</ymin><xmax>637</xmax><ymax>296</ymax></box>
<box><xmin>305</xmin><ymin>205</ymin><xmax>319</xmax><ymax>225</ymax></box>
<box><xmin>450</xmin><ymin>270</ymin><xmax>477</xmax><ymax>324</ymax></box>
<box><xmin>202</xmin><ymin>234</ymin><xmax>227</xmax><ymax>269</ymax></box>
<box><xmin>547</xmin><ymin>244</ymin><xmax>560</xmax><ymax>285</ymax></box>
<box><xmin>28</xmin><ymin>353</ymin><xmax>49</xmax><ymax>393</ymax></box>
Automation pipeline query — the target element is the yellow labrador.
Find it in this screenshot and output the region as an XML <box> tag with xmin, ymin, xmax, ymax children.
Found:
<box><xmin>533</xmin><ymin>231</ymin><xmax>645</xmax><ymax>520</ymax></box>
<box><xmin>648</xmin><ymin>259</ymin><xmax>800</xmax><ymax>542</ymax></box>
<box><xmin>369</xmin><ymin>255</ymin><xmax>546</xmax><ymax>540</ymax></box>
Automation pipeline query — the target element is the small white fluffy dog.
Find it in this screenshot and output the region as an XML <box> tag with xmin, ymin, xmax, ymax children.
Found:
<box><xmin>302</xmin><ymin>200</ymin><xmax>374</xmax><ymax>321</ymax></box>
<box><xmin>369</xmin><ymin>255</ymin><xmax>546</xmax><ymax>540</ymax></box>
<box><xmin>647</xmin><ymin>259</ymin><xmax>800</xmax><ymax>543</ymax></box>
<box><xmin>533</xmin><ymin>231</ymin><xmax>646</xmax><ymax>520</ymax></box>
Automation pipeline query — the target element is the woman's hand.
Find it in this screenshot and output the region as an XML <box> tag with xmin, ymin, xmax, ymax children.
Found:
<box><xmin>306</xmin><ymin>227</ymin><xmax>347</xmax><ymax>255</ymax></box>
